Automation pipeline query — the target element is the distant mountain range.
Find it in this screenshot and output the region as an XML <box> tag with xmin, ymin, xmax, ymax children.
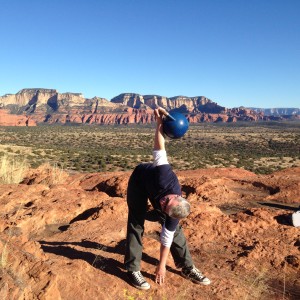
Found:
<box><xmin>247</xmin><ymin>107</ymin><xmax>300</xmax><ymax>116</ymax></box>
<box><xmin>0</xmin><ymin>89</ymin><xmax>299</xmax><ymax>126</ymax></box>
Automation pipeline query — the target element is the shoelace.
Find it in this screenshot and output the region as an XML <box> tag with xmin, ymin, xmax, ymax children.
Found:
<box><xmin>132</xmin><ymin>271</ymin><xmax>145</xmax><ymax>284</ymax></box>
<box><xmin>190</xmin><ymin>268</ymin><xmax>205</xmax><ymax>279</ymax></box>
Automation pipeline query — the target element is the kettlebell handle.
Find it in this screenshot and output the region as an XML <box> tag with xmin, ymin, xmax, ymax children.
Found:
<box><xmin>157</xmin><ymin>107</ymin><xmax>176</xmax><ymax>121</ymax></box>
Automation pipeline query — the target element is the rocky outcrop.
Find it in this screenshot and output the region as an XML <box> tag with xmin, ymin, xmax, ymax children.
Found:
<box><xmin>0</xmin><ymin>166</ymin><xmax>299</xmax><ymax>299</ymax></box>
<box><xmin>1</xmin><ymin>89</ymin><xmax>55</xmax><ymax>107</ymax></box>
<box><xmin>0</xmin><ymin>89</ymin><xmax>86</xmax><ymax>113</ymax></box>
<box><xmin>0</xmin><ymin>89</ymin><xmax>298</xmax><ymax>126</ymax></box>
<box><xmin>0</xmin><ymin>109</ymin><xmax>36</xmax><ymax>126</ymax></box>
<box><xmin>87</xmin><ymin>97</ymin><xmax>118</xmax><ymax>114</ymax></box>
<box><xmin>111</xmin><ymin>93</ymin><xmax>145</xmax><ymax>109</ymax></box>
<box><xmin>111</xmin><ymin>93</ymin><xmax>226</xmax><ymax>114</ymax></box>
<box><xmin>143</xmin><ymin>95</ymin><xmax>169</xmax><ymax>109</ymax></box>
<box><xmin>38</xmin><ymin>108</ymin><xmax>155</xmax><ymax>125</ymax></box>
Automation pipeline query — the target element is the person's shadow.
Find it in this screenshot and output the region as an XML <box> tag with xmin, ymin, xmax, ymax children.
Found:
<box><xmin>39</xmin><ymin>239</ymin><xmax>129</xmax><ymax>280</ymax></box>
<box><xmin>39</xmin><ymin>239</ymin><xmax>179</xmax><ymax>283</ymax></box>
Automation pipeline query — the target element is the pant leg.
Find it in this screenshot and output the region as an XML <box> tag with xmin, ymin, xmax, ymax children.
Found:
<box><xmin>124</xmin><ymin>169</ymin><xmax>148</xmax><ymax>272</ymax></box>
<box><xmin>170</xmin><ymin>224</ymin><xmax>194</xmax><ymax>269</ymax></box>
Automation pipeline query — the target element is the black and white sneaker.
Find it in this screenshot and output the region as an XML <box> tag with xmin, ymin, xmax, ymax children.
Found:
<box><xmin>127</xmin><ymin>271</ymin><xmax>151</xmax><ymax>290</ymax></box>
<box><xmin>181</xmin><ymin>266</ymin><xmax>211</xmax><ymax>285</ymax></box>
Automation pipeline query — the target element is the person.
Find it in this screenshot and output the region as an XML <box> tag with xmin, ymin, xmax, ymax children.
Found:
<box><xmin>124</xmin><ymin>108</ymin><xmax>211</xmax><ymax>290</ymax></box>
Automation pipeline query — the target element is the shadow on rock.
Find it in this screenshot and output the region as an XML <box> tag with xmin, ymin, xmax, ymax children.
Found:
<box><xmin>258</xmin><ymin>202</ymin><xmax>299</xmax><ymax>211</ymax></box>
<box><xmin>274</xmin><ymin>213</ymin><xmax>293</xmax><ymax>226</ymax></box>
<box><xmin>40</xmin><ymin>239</ymin><xmax>126</xmax><ymax>255</ymax></box>
<box><xmin>40</xmin><ymin>241</ymin><xmax>127</xmax><ymax>281</ymax></box>
<box><xmin>39</xmin><ymin>239</ymin><xmax>180</xmax><ymax>282</ymax></box>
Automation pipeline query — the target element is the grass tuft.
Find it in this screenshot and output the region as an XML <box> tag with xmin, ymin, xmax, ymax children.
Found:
<box><xmin>0</xmin><ymin>154</ymin><xmax>29</xmax><ymax>184</ymax></box>
<box><xmin>0</xmin><ymin>242</ymin><xmax>8</xmax><ymax>269</ymax></box>
<box><xmin>37</xmin><ymin>162</ymin><xmax>67</xmax><ymax>185</ymax></box>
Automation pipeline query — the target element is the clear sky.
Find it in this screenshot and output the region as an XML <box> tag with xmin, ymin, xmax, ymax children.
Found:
<box><xmin>0</xmin><ymin>0</ymin><xmax>299</xmax><ymax>108</ymax></box>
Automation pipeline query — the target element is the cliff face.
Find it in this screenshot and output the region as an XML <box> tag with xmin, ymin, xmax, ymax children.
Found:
<box><xmin>111</xmin><ymin>93</ymin><xmax>226</xmax><ymax>114</ymax></box>
<box><xmin>1</xmin><ymin>89</ymin><xmax>55</xmax><ymax>107</ymax></box>
<box><xmin>0</xmin><ymin>88</ymin><xmax>296</xmax><ymax>126</ymax></box>
<box><xmin>0</xmin><ymin>109</ymin><xmax>36</xmax><ymax>126</ymax></box>
<box><xmin>111</xmin><ymin>93</ymin><xmax>145</xmax><ymax>109</ymax></box>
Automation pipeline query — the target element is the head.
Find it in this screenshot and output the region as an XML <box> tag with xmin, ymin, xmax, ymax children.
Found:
<box><xmin>161</xmin><ymin>194</ymin><xmax>190</xmax><ymax>219</ymax></box>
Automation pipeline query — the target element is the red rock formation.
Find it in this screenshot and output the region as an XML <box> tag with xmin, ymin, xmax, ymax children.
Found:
<box><xmin>0</xmin><ymin>109</ymin><xmax>36</xmax><ymax>126</ymax></box>
<box><xmin>0</xmin><ymin>88</ymin><xmax>298</xmax><ymax>125</ymax></box>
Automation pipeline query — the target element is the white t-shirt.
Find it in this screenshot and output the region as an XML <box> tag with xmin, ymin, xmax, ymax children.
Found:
<box><xmin>153</xmin><ymin>150</ymin><xmax>169</xmax><ymax>166</ymax></box>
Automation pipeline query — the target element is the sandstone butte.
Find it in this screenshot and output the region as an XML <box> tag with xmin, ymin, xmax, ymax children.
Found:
<box><xmin>1</xmin><ymin>89</ymin><xmax>298</xmax><ymax>126</ymax></box>
<box><xmin>0</xmin><ymin>165</ymin><xmax>299</xmax><ymax>299</ymax></box>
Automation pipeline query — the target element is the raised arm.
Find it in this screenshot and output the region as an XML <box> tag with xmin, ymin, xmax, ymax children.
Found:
<box><xmin>154</xmin><ymin>108</ymin><xmax>166</xmax><ymax>151</ymax></box>
<box><xmin>153</xmin><ymin>108</ymin><xmax>173</xmax><ymax>285</ymax></box>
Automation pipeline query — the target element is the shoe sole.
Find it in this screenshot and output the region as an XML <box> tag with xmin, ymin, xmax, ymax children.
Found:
<box><xmin>131</xmin><ymin>283</ymin><xmax>151</xmax><ymax>290</ymax></box>
<box><xmin>181</xmin><ymin>273</ymin><xmax>211</xmax><ymax>285</ymax></box>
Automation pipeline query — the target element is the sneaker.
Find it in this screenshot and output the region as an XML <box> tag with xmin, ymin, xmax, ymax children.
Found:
<box><xmin>181</xmin><ymin>266</ymin><xmax>211</xmax><ymax>285</ymax></box>
<box><xmin>127</xmin><ymin>271</ymin><xmax>151</xmax><ymax>290</ymax></box>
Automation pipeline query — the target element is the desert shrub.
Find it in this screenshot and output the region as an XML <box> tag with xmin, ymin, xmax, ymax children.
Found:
<box><xmin>255</xmin><ymin>166</ymin><xmax>272</xmax><ymax>174</ymax></box>
<box><xmin>0</xmin><ymin>123</ymin><xmax>299</xmax><ymax>174</ymax></box>
<box><xmin>31</xmin><ymin>161</ymin><xmax>41</xmax><ymax>168</ymax></box>
<box><xmin>25</xmin><ymin>162</ymin><xmax>67</xmax><ymax>185</ymax></box>
<box><xmin>0</xmin><ymin>155</ymin><xmax>29</xmax><ymax>184</ymax></box>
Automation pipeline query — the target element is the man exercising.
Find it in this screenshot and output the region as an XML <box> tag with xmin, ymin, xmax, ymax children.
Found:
<box><xmin>124</xmin><ymin>108</ymin><xmax>211</xmax><ymax>290</ymax></box>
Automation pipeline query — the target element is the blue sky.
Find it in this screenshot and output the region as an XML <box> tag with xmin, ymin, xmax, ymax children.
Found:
<box><xmin>0</xmin><ymin>0</ymin><xmax>299</xmax><ymax>108</ymax></box>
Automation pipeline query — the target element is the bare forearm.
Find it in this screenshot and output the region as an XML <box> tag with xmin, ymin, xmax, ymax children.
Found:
<box><xmin>155</xmin><ymin>244</ymin><xmax>170</xmax><ymax>285</ymax></box>
<box><xmin>153</xmin><ymin>108</ymin><xmax>166</xmax><ymax>151</ymax></box>
<box><xmin>154</xmin><ymin>121</ymin><xmax>165</xmax><ymax>151</ymax></box>
<box><xmin>159</xmin><ymin>244</ymin><xmax>170</xmax><ymax>267</ymax></box>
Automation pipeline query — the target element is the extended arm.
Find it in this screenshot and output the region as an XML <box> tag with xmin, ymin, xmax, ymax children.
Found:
<box><xmin>155</xmin><ymin>221</ymin><xmax>177</xmax><ymax>284</ymax></box>
<box><xmin>153</xmin><ymin>108</ymin><xmax>173</xmax><ymax>285</ymax></box>
<box><xmin>154</xmin><ymin>108</ymin><xmax>166</xmax><ymax>151</ymax></box>
<box><xmin>155</xmin><ymin>245</ymin><xmax>170</xmax><ymax>285</ymax></box>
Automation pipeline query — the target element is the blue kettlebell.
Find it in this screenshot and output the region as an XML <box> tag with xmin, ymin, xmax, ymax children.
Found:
<box><xmin>158</xmin><ymin>108</ymin><xmax>189</xmax><ymax>139</ymax></box>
